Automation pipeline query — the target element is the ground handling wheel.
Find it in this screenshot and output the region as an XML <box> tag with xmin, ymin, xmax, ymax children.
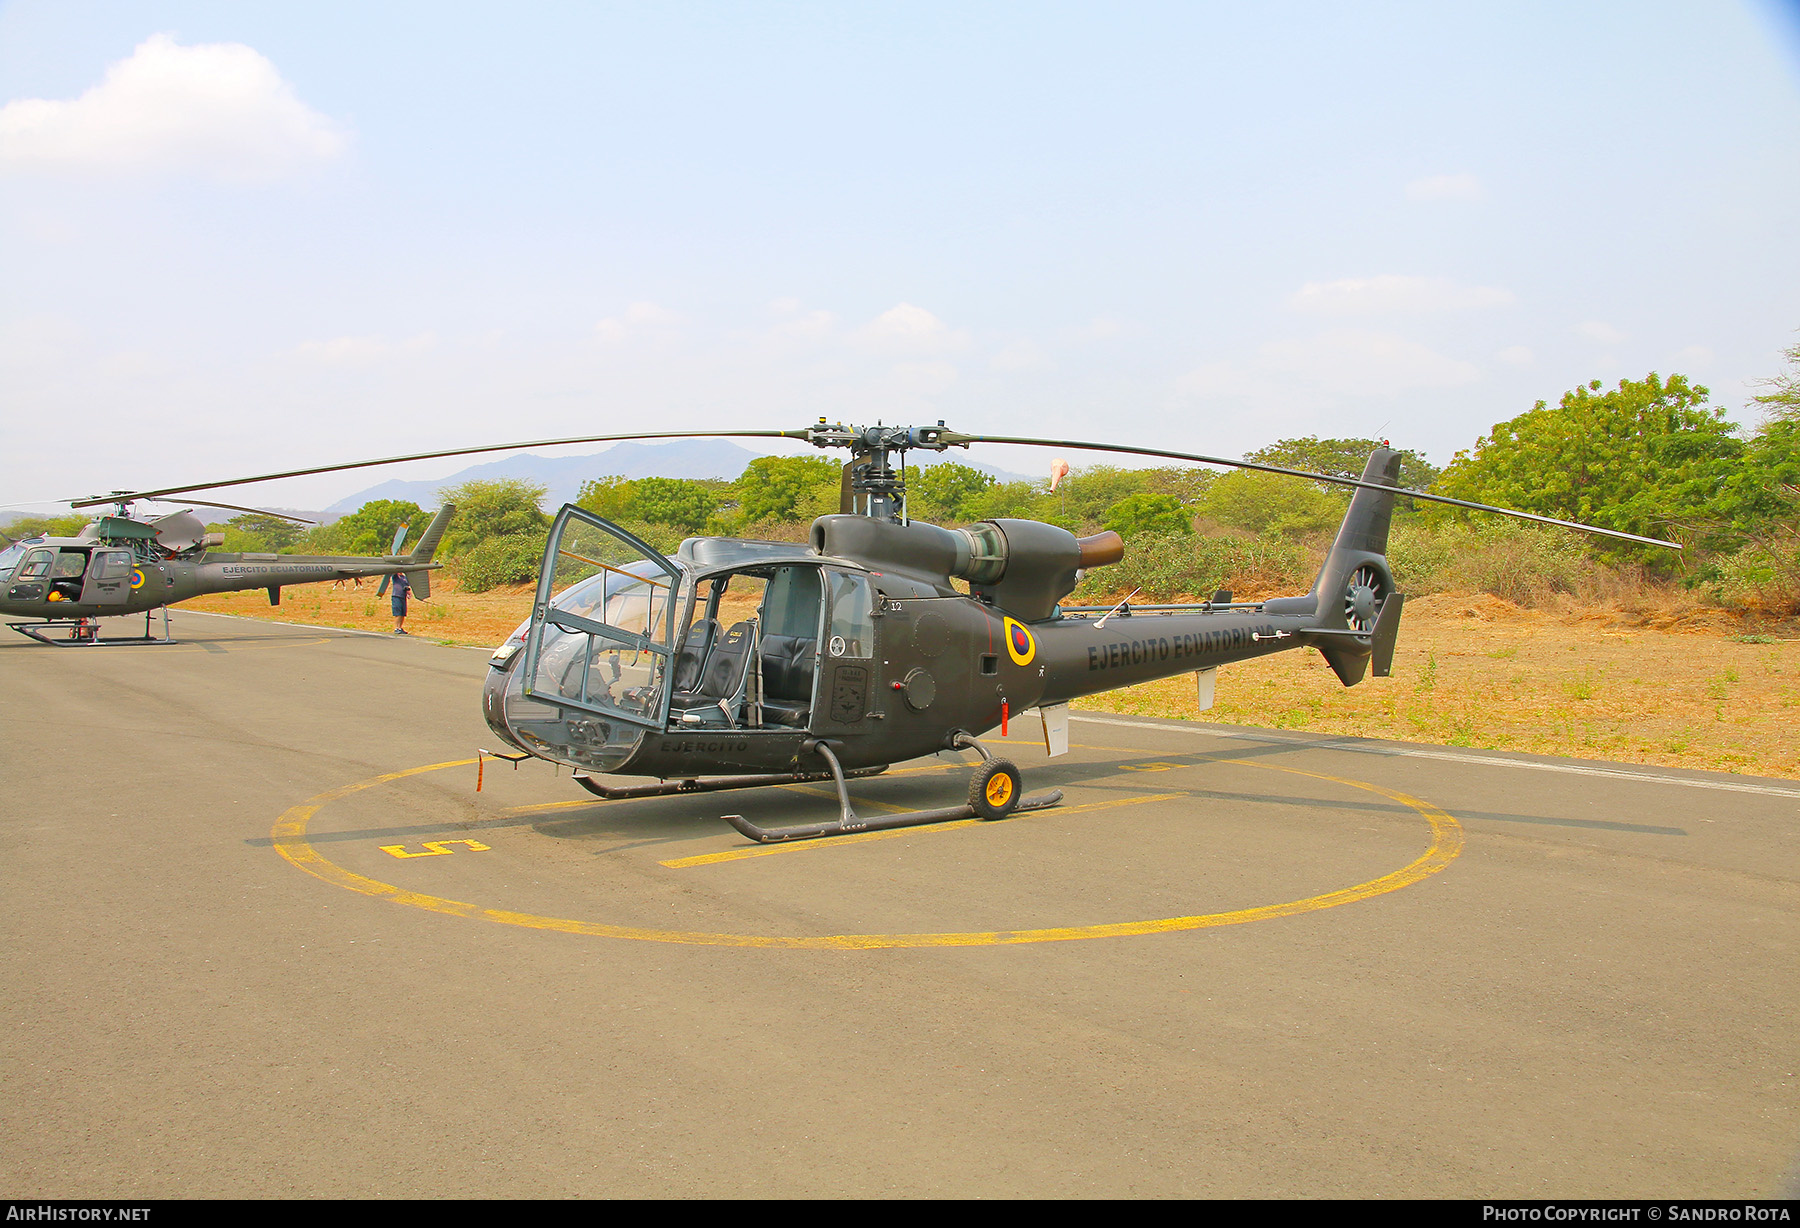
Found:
<box><xmin>969</xmin><ymin>759</ymin><xmax>1022</xmax><ymax>820</ymax></box>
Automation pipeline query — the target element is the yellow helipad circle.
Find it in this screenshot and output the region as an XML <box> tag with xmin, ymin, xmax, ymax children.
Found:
<box><xmin>271</xmin><ymin>756</ymin><xmax>1463</xmax><ymax>949</ymax></box>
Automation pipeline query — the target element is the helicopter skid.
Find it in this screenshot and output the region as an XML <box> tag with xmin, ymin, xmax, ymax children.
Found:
<box><xmin>573</xmin><ymin>765</ymin><xmax>888</xmax><ymax>800</ymax></box>
<box><xmin>10</xmin><ymin>617</ymin><xmax>175</xmax><ymax>647</ymax></box>
<box><xmin>723</xmin><ymin>787</ymin><xmax>1064</xmax><ymax>844</ymax></box>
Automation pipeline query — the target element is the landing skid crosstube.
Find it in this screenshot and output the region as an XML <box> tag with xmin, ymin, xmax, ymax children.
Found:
<box><xmin>723</xmin><ymin>735</ymin><xmax>1064</xmax><ymax>844</ymax></box>
<box><xmin>10</xmin><ymin>608</ymin><xmax>175</xmax><ymax>647</ymax></box>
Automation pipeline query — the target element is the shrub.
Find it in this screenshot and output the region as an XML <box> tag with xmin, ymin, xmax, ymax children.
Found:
<box><xmin>1072</xmin><ymin>531</ymin><xmax>1314</xmax><ymax>602</ymax></box>
<box><xmin>456</xmin><ymin>533</ymin><xmax>548</xmax><ymax>593</ymax></box>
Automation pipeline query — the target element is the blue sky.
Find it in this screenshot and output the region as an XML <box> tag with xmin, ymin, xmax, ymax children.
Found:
<box><xmin>3</xmin><ymin>2</ymin><xmax>1798</xmax><ymax>510</ymax></box>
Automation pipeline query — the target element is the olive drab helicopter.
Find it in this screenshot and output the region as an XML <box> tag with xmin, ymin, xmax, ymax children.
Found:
<box><xmin>55</xmin><ymin>421</ymin><xmax>1677</xmax><ymax>842</ymax></box>
<box><xmin>0</xmin><ymin>494</ymin><xmax>454</xmax><ymax>645</ymax></box>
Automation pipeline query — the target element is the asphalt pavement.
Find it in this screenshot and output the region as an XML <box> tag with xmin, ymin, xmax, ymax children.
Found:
<box><xmin>3</xmin><ymin>609</ymin><xmax>1795</xmax><ymax>1197</ymax></box>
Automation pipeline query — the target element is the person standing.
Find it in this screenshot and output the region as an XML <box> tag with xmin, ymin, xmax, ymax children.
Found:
<box><xmin>391</xmin><ymin>570</ymin><xmax>413</xmax><ymax>634</ymax></box>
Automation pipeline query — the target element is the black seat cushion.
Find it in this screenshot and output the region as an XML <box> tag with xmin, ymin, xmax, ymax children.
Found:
<box><xmin>758</xmin><ymin>632</ymin><xmax>815</xmax><ymax>726</ymax></box>
<box><xmin>671</xmin><ymin>619</ymin><xmax>719</xmax><ymax>693</ymax></box>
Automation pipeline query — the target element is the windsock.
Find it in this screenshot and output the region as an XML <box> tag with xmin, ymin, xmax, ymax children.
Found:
<box><xmin>1050</xmin><ymin>458</ymin><xmax>1070</xmax><ymax>491</ymax></box>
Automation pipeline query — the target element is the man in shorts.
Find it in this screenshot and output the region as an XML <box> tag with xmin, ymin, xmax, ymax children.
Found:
<box><xmin>391</xmin><ymin>571</ymin><xmax>413</xmax><ymax>634</ymax></box>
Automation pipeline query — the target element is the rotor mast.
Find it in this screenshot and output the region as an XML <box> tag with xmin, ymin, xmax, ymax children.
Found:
<box><xmin>805</xmin><ymin>419</ymin><xmax>968</xmax><ymax>522</ymax></box>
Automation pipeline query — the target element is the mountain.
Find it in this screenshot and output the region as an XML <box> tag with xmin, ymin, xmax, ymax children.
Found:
<box><xmin>323</xmin><ymin>439</ymin><xmax>1038</xmax><ymax>517</ymax></box>
<box><xmin>323</xmin><ymin>440</ymin><xmax>769</xmax><ymax>516</ymax></box>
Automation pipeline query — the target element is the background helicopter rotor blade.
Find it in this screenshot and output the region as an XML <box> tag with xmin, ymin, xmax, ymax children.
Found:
<box><xmin>952</xmin><ymin>432</ymin><xmax>1683</xmax><ymax>551</ymax></box>
<box><xmin>68</xmin><ymin>429</ymin><xmax>811</xmax><ymax>509</ymax></box>
<box><xmin>138</xmin><ymin>498</ymin><xmax>316</xmax><ymax>524</ymax></box>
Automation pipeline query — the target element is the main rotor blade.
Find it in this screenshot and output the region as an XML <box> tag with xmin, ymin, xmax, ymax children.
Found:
<box><xmin>957</xmin><ymin>433</ymin><xmax>1683</xmax><ymax>550</ymax></box>
<box><xmin>69</xmin><ymin>429</ymin><xmax>810</xmax><ymax>509</ymax></box>
<box><xmin>141</xmin><ymin>498</ymin><xmax>316</xmax><ymax>524</ymax></box>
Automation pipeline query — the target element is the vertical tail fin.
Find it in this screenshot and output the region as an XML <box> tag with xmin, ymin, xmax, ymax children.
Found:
<box><xmin>1306</xmin><ymin>450</ymin><xmax>1405</xmax><ymax>687</ymax></box>
<box><xmin>407</xmin><ymin>504</ymin><xmax>454</xmax><ymax>564</ymax></box>
<box><xmin>400</xmin><ymin>503</ymin><xmax>454</xmax><ymax>600</ymax></box>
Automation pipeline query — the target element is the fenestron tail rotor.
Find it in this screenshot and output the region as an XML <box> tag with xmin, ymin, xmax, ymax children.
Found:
<box><xmin>1344</xmin><ymin>563</ymin><xmax>1387</xmax><ymax>633</ymax></box>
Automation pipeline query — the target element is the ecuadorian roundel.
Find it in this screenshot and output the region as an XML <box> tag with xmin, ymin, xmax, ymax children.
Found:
<box><xmin>1003</xmin><ymin>616</ymin><xmax>1036</xmax><ymax>666</ymax></box>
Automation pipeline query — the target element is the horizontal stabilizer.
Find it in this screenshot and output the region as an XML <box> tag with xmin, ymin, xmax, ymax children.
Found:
<box><xmin>1371</xmin><ymin>592</ymin><xmax>1404</xmax><ymax>678</ymax></box>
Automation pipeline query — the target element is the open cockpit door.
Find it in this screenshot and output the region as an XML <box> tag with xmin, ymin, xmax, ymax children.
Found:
<box><xmin>521</xmin><ymin>508</ymin><xmax>683</xmax><ymax>743</ymax></box>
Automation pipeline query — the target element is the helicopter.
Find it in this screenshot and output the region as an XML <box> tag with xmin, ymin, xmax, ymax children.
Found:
<box><xmin>59</xmin><ymin>421</ymin><xmax>1677</xmax><ymax>839</ymax></box>
<box><xmin>0</xmin><ymin>494</ymin><xmax>454</xmax><ymax>646</ymax></box>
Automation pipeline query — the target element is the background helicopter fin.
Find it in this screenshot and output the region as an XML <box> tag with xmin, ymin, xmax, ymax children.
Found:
<box><xmin>396</xmin><ymin>503</ymin><xmax>455</xmax><ymax>599</ymax></box>
<box><xmin>388</xmin><ymin>522</ymin><xmax>410</xmax><ymax>555</ymax></box>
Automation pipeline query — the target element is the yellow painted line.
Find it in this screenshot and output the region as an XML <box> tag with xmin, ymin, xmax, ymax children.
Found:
<box><xmin>271</xmin><ymin>756</ymin><xmax>1462</xmax><ymax>949</ymax></box>
<box><xmin>380</xmin><ymin>838</ymin><xmax>491</xmax><ymax>858</ymax></box>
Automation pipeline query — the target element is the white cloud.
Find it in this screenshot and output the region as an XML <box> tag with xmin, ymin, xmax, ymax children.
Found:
<box><xmin>888</xmin><ymin>360</ymin><xmax>959</xmax><ymax>395</ymax></box>
<box><xmin>1180</xmin><ymin>329</ymin><xmax>1481</xmax><ymax>404</ymax></box>
<box><xmin>1405</xmin><ymin>172</ymin><xmax>1484</xmax><ymax>202</ymax></box>
<box><xmin>0</xmin><ymin>34</ymin><xmax>347</xmax><ymax>182</ymax></box>
<box><xmin>765</xmin><ymin>299</ymin><xmax>837</xmax><ymax>342</ymax></box>
<box><xmin>1073</xmin><ymin>316</ymin><xmax>1126</xmax><ymax>340</ymax></box>
<box><xmin>1673</xmin><ymin>345</ymin><xmax>1713</xmax><ymax>368</ymax></box>
<box><xmin>1575</xmin><ymin>320</ymin><xmax>1627</xmax><ymax>344</ymax></box>
<box><xmin>989</xmin><ymin>339</ymin><xmax>1051</xmax><ymax>373</ymax></box>
<box><xmin>1289</xmin><ymin>275</ymin><xmax>1514</xmax><ymax>315</ymax></box>
<box><xmin>1498</xmin><ymin>345</ymin><xmax>1535</xmax><ymax>366</ymax></box>
<box><xmin>595</xmin><ymin>302</ymin><xmax>681</xmax><ymax>341</ymax></box>
<box><xmin>293</xmin><ymin>333</ymin><xmax>436</xmax><ymax>367</ymax></box>
<box><xmin>857</xmin><ymin>303</ymin><xmax>969</xmax><ymax>354</ymax></box>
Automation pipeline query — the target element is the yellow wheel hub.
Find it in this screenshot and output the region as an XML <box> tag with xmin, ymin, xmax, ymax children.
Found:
<box><xmin>986</xmin><ymin>774</ymin><xmax>1014</xmax><ymax>807</ymax></box>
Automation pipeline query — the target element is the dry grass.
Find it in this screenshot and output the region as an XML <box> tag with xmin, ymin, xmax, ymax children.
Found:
<box><xmin>178</xmin><ymin>575</ymin><xmax>538</xmax><ymax>646</ymax></box>
<box><xmin>1078</xmin><ymin>592</ymin><xmax>1800</xmax><ymax>779</ymax></box>
<box><xmin>178</xmin><ymin>581</ymin><xmax>1800</xmax><ymax>780</ymax></box>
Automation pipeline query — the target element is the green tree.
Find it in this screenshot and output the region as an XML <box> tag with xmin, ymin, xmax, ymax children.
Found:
<box><xmin>734</xmin><ymin>456</ymin><xmax>842</xmax><ymax>524</ymax></box>
<box><xmin>1436</xmin><ymin>373</ymin><xmax>1741</xmax><ymax>560</ymax></box>
<box><xmin>964</xmin><ymin>480</ymin><xmax>1051</xmax><ymax>523</ymax></box>
<box><xmin>1199</xmin><ymin>469</ymin><xmax>1346</xmax><ymax>538</ymax></box>
<box><xmin>625</xmin><ymin>477</ymin><xmax>722</xmax><ymax>533</ymax></box>
<box><xmin>437</xmin><ymin>478</ymin><xmax>548</xmax><ymax>556</ymax></box>
<box><xmin>911</xmin><ymin>462</ymin><xmax>995</xmax><ymax>522</ymax></box>
<box><xmin>227</xmin><ymin>513</ymin><xmax>305</xmax><ymax>551</ymax></box>
<box><xmin>575</xmin><ymin>475</ymin><xmax>634</xmax><ymax>520</ymax></box>
<box><xmin>1144</xmin><ymin>466</ymin><xmax>1216</xmax><ymax>506</ymax></box>
<box><xmin>1245</xmin><ymin>436</ymin><xmax>1441</xmax><ymax>493</ymax></box>
<box><xmin>1053</xmin><ymin>465</ymin><xmax>1150</xmax><ymax>529</ymax></box>
<box><xmin>330</xmin><ymin>499</ymin><xmax>424</xmax><ymax>555</ymax></box>
<box><xmin>3</xmin><ymin>512</ymin><xmax>89</xmax><ymax>540</ymax></box>
<box><xmin>1103</xmin><ymin>492</ymin><xmax>1193</xmax><ymax>537</ymax></box>
<box><xmin>206</xmin><ymin>522</ymin><xmax>267</xmax><ymax>552</ymax></box>
<box><xmin>1751</xmin><ymin>337</ymin><xmax>1800</xmax><ymax>423</ymax></box>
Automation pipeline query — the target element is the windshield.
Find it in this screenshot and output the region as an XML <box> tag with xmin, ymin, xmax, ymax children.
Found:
<box><xmin>0</xmin><ymin>542</ymin><xmax>24</xmax><ymax>579</ymax></box>
<box><xmin>550</xmin><ymin>558</ymin><xmax>673</xmax><ymax>641</ymax></box>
